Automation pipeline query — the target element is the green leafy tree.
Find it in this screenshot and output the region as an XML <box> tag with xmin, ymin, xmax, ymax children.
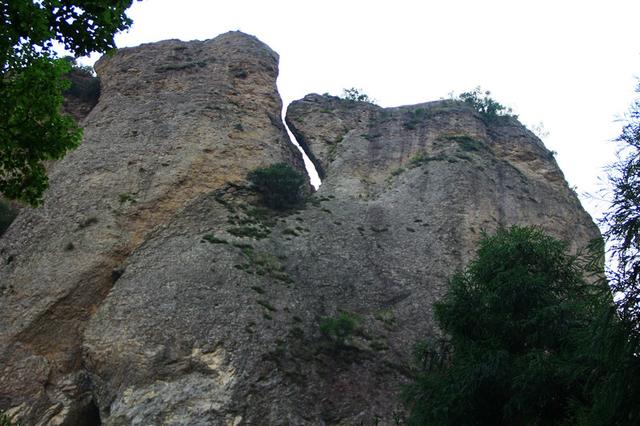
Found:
<box><xmin>1</xmin><ymin>0</ymin><xmax>136</xmax><ymax>205</ymax></box>
<box><xmin>247</xmin><ymin>163</ymin><xmax>306</xmax><ymax>210</ymax></box>
<box><xmin>404</xmin><ymin>226</ymin><xmax>608</xmax><ymax>426</ymax></box>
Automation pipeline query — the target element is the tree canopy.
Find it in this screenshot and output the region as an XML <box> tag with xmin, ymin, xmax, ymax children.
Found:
<box><xmin>0</xmin><ymin>0</ymin><xmax>136</xmax><ymax>205</ymax></box>
<box><xmin>603</xmin><ymin>83</ymin><xmax>640</xmax><ymax>340</ymax></box>
<box><xmin>582</xmin><ymin>82</ymin><xmax>640</xmax><ymax>426</ymax></box>
<box><xmin>404</xmin><ymin>226</ymin><xmax>610</xmax><ymax>425</ymax></box>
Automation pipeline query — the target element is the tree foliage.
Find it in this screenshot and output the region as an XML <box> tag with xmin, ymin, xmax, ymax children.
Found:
<box><xmin>0</xmin><ymin>0</ymin><xmax>136</xmax><ymax>205</ymax></box>
<box><xmin>404</xmin><ymin>226</ymin><xmax>609</xmax><ymax>426</ymax></box>
<box><xmin>602</xmin><ymin>83</ymin><xmax>640</xmax><ymax>339</ymax></box>
<box><xmin>582</xmin><ymin>82</ymin><xmax>640</xmax><ymax>426</ymax></box>
<box><xmin>247</xmin><ymin>163</ymin><xmax>306</xmax><ymax>210</ymax></box>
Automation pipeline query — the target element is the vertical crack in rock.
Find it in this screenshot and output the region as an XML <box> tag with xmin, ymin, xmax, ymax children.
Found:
<box><xmin>283</xmin><ymin>105</ymin><xmax>322</xmax><ymax>189</ymax></box>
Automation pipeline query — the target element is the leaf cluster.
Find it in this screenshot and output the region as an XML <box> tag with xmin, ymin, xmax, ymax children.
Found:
<box><xmin>1</xmin><ymin>1</ymin><xmax>135</xmax><ymax>64</ymax></box>
<box><xmin>602</xmin><ymin>83</ymin><xmax>640</xmax><ymax>340</ymax></box>
<box><xmin>0</xmin><ymin>57</ymin><xmax>82</xmax><ymax>204</ymax></box>
<box><xmin>0</xmin><ymin>0</ymin><xmax>136</xmax><ymax>205</ymax></box>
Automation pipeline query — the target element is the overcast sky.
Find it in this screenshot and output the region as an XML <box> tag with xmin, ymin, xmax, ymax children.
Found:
<box><xmin>81</xmin><ymin>0</ymin><xmax>640</xmax><ymax>223</ymax></box>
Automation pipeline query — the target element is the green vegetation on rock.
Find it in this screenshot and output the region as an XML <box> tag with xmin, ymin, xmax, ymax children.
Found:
<box><xmin>458</xmin><ymin>87</ymin><xmax>517</xmax><ymax>121</ymax></box>
<box><xmin>320</xmin><ymin>312</ymin><xmax>360</xmax><ymax>347</ymax></box>
<box><xmin>341</xmin><ymin>87</ymin><xmax>375</xmax><ymax>104</ymax></box>
<box><xmin>1</xmin><ymin>0</ymin><xmax>135</xmax><ymax>205</ymax></box>
<box><xmin>248</xmin><ymin>163</ymin><xmax>306</xmax><ymax>210</ymax></box>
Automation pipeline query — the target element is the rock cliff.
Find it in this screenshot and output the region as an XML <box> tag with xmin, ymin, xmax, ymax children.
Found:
<box><xmin>0</xmin><ymin>32</ymin><xmax>599</xmax><ymax>425</ymax></box>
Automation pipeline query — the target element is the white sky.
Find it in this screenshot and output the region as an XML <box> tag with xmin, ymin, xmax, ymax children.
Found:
<box><xmin>79</xmin><ymin>0</ymin><xmax>640</xmax><ymax>225</ymax></box>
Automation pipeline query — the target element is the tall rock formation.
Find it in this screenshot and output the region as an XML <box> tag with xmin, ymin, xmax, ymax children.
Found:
<box><xmin>0</xmin><ymin>32</ymin><xmax>599</xmax><ymax>425</ymax></box>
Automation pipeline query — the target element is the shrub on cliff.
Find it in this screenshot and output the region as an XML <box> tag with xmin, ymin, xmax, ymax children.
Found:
<box><xmin>320</xmin><ymin>312</ymin><xmax>360</xmax><ymax>347</ymax></box>
<box><xmin>248</xmin><ymin>163</ymin><xmax>305</xmax><ymax>210</ymax></box>
<box><xmin>458</xmin><ymin>87</ymin><xmax>517</xmax><ymax>121</ymax></box>
<box><xmin>341</xmin><ymin>87</ymin><xmax>375</xmax><ymax>104</ymax></box>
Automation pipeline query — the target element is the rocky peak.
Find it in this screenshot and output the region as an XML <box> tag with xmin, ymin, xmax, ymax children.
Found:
<box><xmin>0</xmin><ymin>31</ymin><xmax>303</xmax><ymax>425</ymax></box>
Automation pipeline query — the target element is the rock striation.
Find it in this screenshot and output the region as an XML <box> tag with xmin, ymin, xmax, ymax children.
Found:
<box><xmin>0</xmin><ymin>32</ymin><xmax>599</xmax><ymax>425</ymax></box>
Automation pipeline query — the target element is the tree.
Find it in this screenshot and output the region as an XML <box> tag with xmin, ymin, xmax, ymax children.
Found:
<box><xmin>602</xmin><ymin>83</ymin><xmax>640</xmax><ymax>340</ymax></box>
<box><xmin>577</xmin><ymin>82</ymin><xmax>640</xmax><ymax>426</ymax></box>
<box><xmin>404</xmin><ymin>226</ymin><xmax>608</xmax><ymax>426</ymax></box>
<box><xmin>1</xmin><ymin>0</ymin><xmax>136</xmax><ymax>205</ymax></box>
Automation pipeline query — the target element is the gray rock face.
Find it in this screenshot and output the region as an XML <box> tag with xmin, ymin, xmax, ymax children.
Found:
<box><xmin>0</xmin><ymin>32</ymin><xmax>304</xmax><ymax>425</ymax></box>
<box><xmin>0</xmin><ymin>33</ymin><xmax>599</xmax><ymax>425</ymax></box>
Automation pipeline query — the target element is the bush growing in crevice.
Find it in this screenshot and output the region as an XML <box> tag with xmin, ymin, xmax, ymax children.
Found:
<box><xmin>320</xmin><ymin>312</ymin><xmax>361</xmax><ymax>347</ymax></box>
<box><xmin>248</xmin><ymin>163</ymin><xmax>305</xmax><ymax>210</ymax></box>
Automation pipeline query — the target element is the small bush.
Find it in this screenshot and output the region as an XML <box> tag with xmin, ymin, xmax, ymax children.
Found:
<box><xmin>458</xmin><ymin>87</ymin><xmax>517</xmax><ymax>121</ymax></box>
<box><xmin>341</xmin><ymin>87</ymin><xmax>375</xmax><ymax>104</ymax></box>
<box><xmin>248</xmin><ymin>163</ymin><xmax>305</xmax><ymax>210</ymax></box>
<box><xmin>320</xmin><ymin>312</ymin><xmax>360</xmax><ymax>347</ymax></box>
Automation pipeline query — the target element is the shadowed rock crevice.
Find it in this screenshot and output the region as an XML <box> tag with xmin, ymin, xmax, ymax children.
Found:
<box><xmin>285</xmin><ymin>113</ymin><xmax>326</xmax><ymax>180</ymax></box>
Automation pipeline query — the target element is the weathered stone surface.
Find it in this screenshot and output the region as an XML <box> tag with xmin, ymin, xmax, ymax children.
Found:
<box><xmin>0</xmin><ymin>33</ymin><xmax>599</xmax><ymax>426</ymax></box>
<box><xmin>0</xmin><ymin>31</ymin><xmax>304</xmax><ymax>425</ymax></box>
